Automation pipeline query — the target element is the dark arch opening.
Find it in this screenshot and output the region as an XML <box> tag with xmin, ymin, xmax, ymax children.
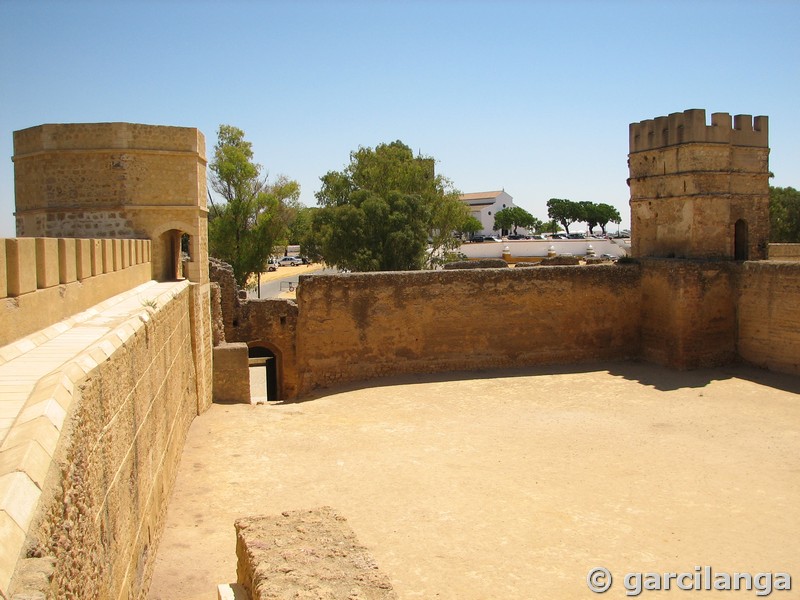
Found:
<box><xmin>734</xmin><ymin>219</ymin><xmax>749</xmax><ymax>261</ymax></box>
<box><xmin>248</xmin><ymin>346</ymin><xmax>278</xmax><ymax>402</ymax></box>
<box><xmin>158</xmin><ymin>228</ymin><xmax>186</xmax><ymax>281</ymax></box>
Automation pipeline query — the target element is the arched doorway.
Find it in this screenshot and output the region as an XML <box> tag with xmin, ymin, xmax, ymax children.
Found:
<box><xmin>248</xmin><ymin>346</ymin><xmax>278</xmax><ymax>402</ymax></box>
<box><xmin>734</xmin><ymin>219</ymin><xmax>749</xmax><ymax>261</ymax></box>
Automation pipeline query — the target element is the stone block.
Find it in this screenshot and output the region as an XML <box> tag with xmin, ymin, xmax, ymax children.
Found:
<box><xmin>212</xmin><ymin>343</ymin><xmax>250</xmax><ymax>404</ymax></box>
<box><xmin>0</xmin><ymin>510</ymin><xmax>26</xmax><ymax>596</ymax></box>
<box><xmin>58</xmin><ymin>238</ymin><xmax>77</xmax><ymax>284</ymax></box>
<box><xmin>102</xmin><ymin>239</ymin><xmax>113</xmax><ymax>273</ymax></box>
<box><xmin>121</xmin><ymin>239</ymin><xmax>130</xmax><ymax>269</ymax></box>
<box><xmin>0</xmin><ymin>240</ymin><xmax>6</xmax><ymax>298</ymax></box>
<box><xmin>235</xmin><ymin>507</ymin><xmax>397</xmax><ymax>599</ymax></box>
<box><xmin>18</xmin><ymin>398</ymin><xmax>67</xmax><ymax>431</ymax></box>
<box><xmin>112</xmin><ymin>239</ymin><xmax>122</xmax><ymax>271</ymax></box>
<box><xmin>76</xmin><ymin>239</ymin><xmax>92</xmax><ymax>280</ymax></box>
<box><xmin>91</xmin><ymin>239</ymin><xmax>103</xmax><ymax>276</ymax></box>
<box><xmin>0</xmin><ymin>440</ymin><xmax>52</xmax><ymax>488</ymax></box>
<box><xmin>0</xmin><ymin>471</ymin><xmax>41</xmax><ymax>530</ymax></box>
<box><xmin>35</xmin><ymin>238</ymin><xmax>59</xmax><ymax>289</ymax></box>
<box><xmin>5</xmin><ymin>238</ymin><xmax>36</xmax><ymax>296</ymax></box>
<box><xmin>218</xmin><ymin>583</ymin><xmax>249</xmax><ymax>600</ymax></box>
<box><xmin>1</xmin><ymin>416</ymin><xmax>60</xmax><ymax>456</ymax></box>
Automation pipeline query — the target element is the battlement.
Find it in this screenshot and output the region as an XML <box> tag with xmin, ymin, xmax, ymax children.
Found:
<box><xmin>629</xmin><ymin>109</ymin><xmax>768</xmax><ymax>153</ymax></box>
<box><xmin>1</xmin><ymin>236</ymin><xmax>152</xmax><ymax>346</ymax></box>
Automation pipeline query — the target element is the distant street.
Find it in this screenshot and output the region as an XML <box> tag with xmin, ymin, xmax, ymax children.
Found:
<box><xmin>246</xmin><ymin>264</ymin><xmax>334</xmax><ymax>299</ymax></box>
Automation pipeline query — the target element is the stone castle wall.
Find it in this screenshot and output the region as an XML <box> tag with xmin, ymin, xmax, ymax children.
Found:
<box><xmin>738</xmin><ymin>261</ymin><xmax>800</xmax><ymax>374</ymax></box>
<box><xmin>214</xmin><ymin>258</ymin><xmax>800</xmax><ymax>402</ymax></box>
<box><xmin>638</xmin><ymin>259</ymin><xmax>738</xmax><ymax>369</ymax></box>
<box><xmin>3</xmin><ymin>122</ymin><xmax>213</xmax><ymax>600</ymax></box>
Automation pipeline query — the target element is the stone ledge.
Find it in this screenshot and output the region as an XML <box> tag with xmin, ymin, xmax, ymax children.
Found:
<box><xmin>235</xmin><ymin>507</ymin><xmax>396</xmax><ymax>600</ymax></box>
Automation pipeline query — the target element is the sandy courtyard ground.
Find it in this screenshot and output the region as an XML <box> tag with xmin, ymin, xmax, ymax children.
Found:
<box><xmin>148</xmin><ymin>363</ymin><xmax>799</xmax><ymax>599</ymax></box>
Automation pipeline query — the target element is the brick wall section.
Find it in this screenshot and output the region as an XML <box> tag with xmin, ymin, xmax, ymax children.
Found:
<box><xmin>11</xmin><ymin>285</ymin><xmax>209</xmax><ymax>600</ymax></box>
<box><xmin>738</xmin><ymin>261</ymin><xmax>800</xmax><ymax>374</ymax></box>
<box><xmin>639</xmin><ymin>259</ymin><xmax>737</xmax><ymax>369</ymax></box>
<box><xmin>293</xmin><ymin>266</ymin><xmax>642</xmax><ymax>396</ymax></box>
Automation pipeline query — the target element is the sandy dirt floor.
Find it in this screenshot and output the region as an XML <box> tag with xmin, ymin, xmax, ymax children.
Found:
<box><xmin>148</xmin><ymin>363</ymin><xmax>799</xmax><ymax>599</ymax></box>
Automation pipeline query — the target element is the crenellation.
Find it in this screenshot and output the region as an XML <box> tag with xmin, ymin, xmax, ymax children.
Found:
<box><xmin>629</xmin><ymin>108</ymin><xmax>770</xmax><ymax>260</ymax></box>
<box><xmin>630</xmin><ymin>108</ymin><xmax>768</xmax><ymax>152</ymax></box>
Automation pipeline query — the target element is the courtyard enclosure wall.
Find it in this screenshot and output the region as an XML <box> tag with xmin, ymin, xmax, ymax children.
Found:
<box><xmin>293</xmin><ymin>266</ymin><xmax>642</xmax><ymax>395</ymax></box>
<box><xmin>1</xmin><ymin>237</ymin><xmax>152</xmax><ymax>347</ymax></box>
<box><xmin>738</xmin><ymin>261</ymin><xmax>800</xmax><ymax>374</ymax></box>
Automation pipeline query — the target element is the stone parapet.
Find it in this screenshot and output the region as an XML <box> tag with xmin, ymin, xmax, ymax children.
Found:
<box><xmin>1</xmin><ymin>237</ymin><xmax>152</xmax><ymax>347</ymax></box>
<box><xmin>768</xmin><ymin>243</ymin><xmax>800</xmax><ymax>261</ymax></box>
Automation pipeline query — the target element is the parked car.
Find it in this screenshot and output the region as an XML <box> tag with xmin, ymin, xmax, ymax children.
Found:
<box><xmin>278</xmin><ymin>256</ymin><xmax>303</xmax><ymax>266</ymax></box>
<box><xmin>484</xmin><ymin>235</ymin><xmax>503</xmax><ymax>242</ymax></box>
<box><xmin>470</xmin><ymin>236</ymin><xmax>485</xmax><ymax>243</ymax></box>
<box><xmin>266</xmin><ymin>258</ymin><xmax>279</xmax><ymax>272</ymax></box>
<box><xmin>507</xmin><ymin>234</ymin><xmax>526</xmax><ymax>240</ymax></box>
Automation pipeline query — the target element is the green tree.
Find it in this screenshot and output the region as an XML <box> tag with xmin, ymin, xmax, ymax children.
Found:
<box><xmin>208</xmin><ymin>124</ymin><xmax>300</xmax><ymax>286</ymax></box>
<box><xmin>579</xmin><ymin>201</ymin><xmax>599</xmax><ymax>235</ymax></box>
<box><xmin>493</xmin><ymin>206</ymin><xmax>538</xmax><ymax>235</ymax></box>
<box><xmin>458</xmin><ymin>215</ymin><xmax>483</xmax><ymax>239</ymax></box>
<box><xmin>307</xmin><ymin>141</ymin><xmax>468</xmax><ymax>271</ymax></box>
<box><xmin>595</xmin><ymin>203</ymin><xmax>622</xmax><ymax>235</ymax></box>
<box><xmin>287</xmin><ymin>205</ymin><xmax>316</xmax><ymax>246</ymax></box>
<box><xmin>546</xmin><ymin>198</ymin><xmax>584</xmax><ymax>235</ymax></box>
<box><xmin>770</xmin><ymin>185</ymin><xmax>800</xmax><ymax>242</ymax></box>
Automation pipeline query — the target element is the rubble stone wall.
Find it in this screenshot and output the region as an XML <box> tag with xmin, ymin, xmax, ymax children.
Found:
<box><xmin>293</xmin><ymin>266</ymin><xmax>642</xmax><ymax>395</ymax></box>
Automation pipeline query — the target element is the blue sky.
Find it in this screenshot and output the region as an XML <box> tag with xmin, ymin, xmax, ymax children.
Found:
<box><xmin>1</xmin><ymin>0</ymin><xmax>798</xmax><ymax>238</ymax></box>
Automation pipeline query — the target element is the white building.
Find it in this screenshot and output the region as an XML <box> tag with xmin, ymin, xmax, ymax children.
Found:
<box><xmin>459</xmin><ymin>190</ymin><xmax>517</xmax><ymax>236</ymax></box>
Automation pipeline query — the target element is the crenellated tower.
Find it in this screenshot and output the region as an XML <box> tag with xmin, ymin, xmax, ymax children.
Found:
<box><xmin>628</xmin><ymin>108</ymin><xmax>770</xmax><ymax>260</ymax></box>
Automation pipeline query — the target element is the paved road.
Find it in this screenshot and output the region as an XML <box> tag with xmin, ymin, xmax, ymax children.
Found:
<box><xmin>246</xmin><ymin>265</ymin><xmax>336</xmax><ymax>299</ymax></box>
